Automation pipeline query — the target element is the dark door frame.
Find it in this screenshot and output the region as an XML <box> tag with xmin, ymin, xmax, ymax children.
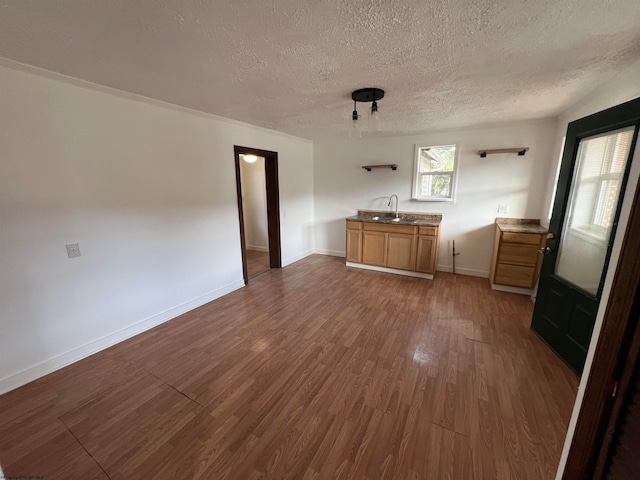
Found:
<box><xmin>532</xmin><ymin>99</ymin><xmax>639</xmax><ymax>374</ymax></box>
<box><xmin>562</xmin><ymin>97</ymin><xmax>640</xmax><ymax>478</ymax></box>
<box><xmin>234</xmin><ymin>145</ymin><xmax>282</xmax><ymax>285</ymax></box>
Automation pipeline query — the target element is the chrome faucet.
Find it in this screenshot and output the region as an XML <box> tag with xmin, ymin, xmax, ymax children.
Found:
<box><xmin>388</xmin><ymin>194</ymin><xmax>399</xmax><ymax>218</ymax></box>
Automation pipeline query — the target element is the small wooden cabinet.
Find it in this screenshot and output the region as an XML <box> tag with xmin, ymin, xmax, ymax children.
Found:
<box><xmin>490</xmin><ymin>225</ymin><xmax>546</xmax><ymax>292</ymax></box>
<box><xmin>346</xmin><ymin>220</ymin><xmax>363</xmax><ymax>263</ymax></box>
<box><xmin>346</xmin><ymin>220</ymin><xmax>439</xmax><ymax>276</ymax></box>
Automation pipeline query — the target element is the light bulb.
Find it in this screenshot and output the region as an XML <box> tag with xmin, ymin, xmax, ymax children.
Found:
<box><xmin>370</xmin><ymin>101</ymin><xmax>381</xmax><ymax>132</ymax></box>
<box><xmin>242</xmin><ymin>154</ymin><xmax>258</xmax><ymax>163</ymax></box>
<box><xmin>349</xmin><ymin>111</ymin><xmax>362</xmax><ymax>139</ymax></box>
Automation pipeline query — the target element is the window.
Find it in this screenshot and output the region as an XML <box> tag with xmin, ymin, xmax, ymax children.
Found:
<box><xmin>412</xmin><ymin>145</ymin><xmax>457</xmax><ymax>201</ymax></box>
<box><xmin>567</xmin><ymin>127</ymin><xmax>634</xmax><ymax>242</ymax></box>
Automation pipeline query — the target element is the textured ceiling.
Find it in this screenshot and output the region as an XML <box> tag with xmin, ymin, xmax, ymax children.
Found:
<box><xmin>1</xmin><ymin>0</ymin><xmax>640</xmax><ymax>140</ymax></box>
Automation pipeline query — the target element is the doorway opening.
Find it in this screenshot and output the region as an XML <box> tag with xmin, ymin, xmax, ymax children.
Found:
<box><xmin>234</xmin><ymin>146</ymin><xmax>281</xmax><ymax>285</ymax></box>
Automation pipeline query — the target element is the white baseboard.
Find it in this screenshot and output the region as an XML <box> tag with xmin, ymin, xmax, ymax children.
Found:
<box><xmin>314</xmin><ymin>249</ymin><xmax>345</xmax><ymax>257</ymax></box>
<box><xmin>282</xmin><ymin>249</ymin><xmax>315</xmax><ymax>267</ymax></box>
<box><xmin>247</xmin><ymin>245</ymin><xmax>269</xmax><ymax>253</ymax></box>
<box><xmin>346</xmin><ymin>262</ymin><xmax>434</xmax><ymax>280</ymax></box>
<box><xmin>491</xmin><ymin>284</ymin><xmax>534</xmax><ymax>296</ymax></box>
<box><xmin>436</xmin><ymin>264</ymin><xmax>489</xmax><ymax>278</ymax></box>
<box><xmin>0</xmin><ymin>279</ymin><xmax>245</xmax><ymax>395</ymax></box>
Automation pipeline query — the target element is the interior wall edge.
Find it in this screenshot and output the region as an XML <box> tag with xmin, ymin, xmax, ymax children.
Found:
<box><xmin>0</xmin><ymin>279</ymin><xmax>245</xmax><ymax>396</ymax></box>
<box><xmin>435</xmin><ymin>265</ymin><xmax>490</xmax><ymax>278</ymax></box>
<box><xmin>313</xmin><ymin>249</ymin><xmax>346</xmax><ymax>257</ymax></box>
<box><xmin>0</xmin><ymin>56</ymin><xmax>313</xmax><ymax>145</ymax></box>
<box><xmin>281</xmin><ymin>249</ymin><xmax>315</xmax><ymax>267</ymax></box>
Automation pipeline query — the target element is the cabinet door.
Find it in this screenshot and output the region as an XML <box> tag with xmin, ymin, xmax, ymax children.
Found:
<box><xmin>416</xmin><ymin>235</ymin><xmax>437</xmax><ymax>273</ymax></box>
<box><xmin>387</xmin><ymin>234</ymin><xmax>416</xmax><ymax>271</ymax></box>
<box><xmin>362</xmin><ymin>232</ymin><xmax>387</xmax><ymax>267</ymax></box>
<box><xmin>346</xmin><ymin>230</ymin><xmax>362</xmax><ymax>263</ymax></box>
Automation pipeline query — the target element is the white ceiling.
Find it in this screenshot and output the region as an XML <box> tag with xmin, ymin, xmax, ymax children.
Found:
<box><xmin>1</xmin><ymin>0</ymin><xmax>639</xmax><ymax>140</ymax></box>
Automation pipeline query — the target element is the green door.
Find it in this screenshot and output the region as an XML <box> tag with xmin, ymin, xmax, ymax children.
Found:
<box><xmin>531</xmin><ymin>98</ymin><xmax>640</xmax><ymax>374</ymax></box>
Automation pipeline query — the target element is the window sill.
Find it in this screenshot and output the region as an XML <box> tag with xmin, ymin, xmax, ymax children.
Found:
<box><xmin>411</xmin><ymin>197</ymin><xmax>454</xmax><ymax>203</ymax></box>
<box><xmin>568</xmin><ymin>226</ymin><xmax>607</xmax><ymax>247</ymax></box>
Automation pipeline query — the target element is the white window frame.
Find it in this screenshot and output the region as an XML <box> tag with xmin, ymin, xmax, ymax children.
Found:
<box><xmin>412</xmin><ymin>144</ymin><xmax>459</xmax><ymax>202</ymax></box>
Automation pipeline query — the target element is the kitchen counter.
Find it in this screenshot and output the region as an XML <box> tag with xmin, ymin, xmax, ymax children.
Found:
<box><xmin>347</xmin><ymin>209</ymin><xmax>442</xmax><ymax>227</ymax></box>
<box><xmin>495</xmin><ymin>217</ymin><xmax>548</xmax><ymax>234</ymax></box>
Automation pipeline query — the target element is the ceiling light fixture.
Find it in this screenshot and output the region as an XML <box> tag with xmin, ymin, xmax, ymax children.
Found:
<box><xmin>349</xmin><ymin>88</ymin><xmax>385</xmax><ymax>138</ymax></box>
<box><xmin>242</xmin><ymin>154</ymin><xmax>258</xmax><ymax>163</ymax></box>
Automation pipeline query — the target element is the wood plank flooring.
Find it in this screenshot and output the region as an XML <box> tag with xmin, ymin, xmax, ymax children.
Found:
<box><xmin>0</xmin><ymin>254</ymin><xmax>579</xmax><ymax>479</ymax></box>
<box><xmin>247</xmin><ymin>249</ymin><xmax>271</xmax><ymax>278</ymax></box>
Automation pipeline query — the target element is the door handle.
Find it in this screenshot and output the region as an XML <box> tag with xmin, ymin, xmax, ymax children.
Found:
<box><xmin>539</xmin><ymin>246</ymin><xmax>552</xmax><ymax>255</ymax></box>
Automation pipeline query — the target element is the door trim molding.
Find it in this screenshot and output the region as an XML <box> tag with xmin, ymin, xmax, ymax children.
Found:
<box><xmin>562</xmin><ymin>96</ymin><xmax>640</xmax><ymax>479</ymax></box>
<box><xmin>233</xmin><ymin>146</ymin><xmax>282</xmax><ymax>285</ymax></box>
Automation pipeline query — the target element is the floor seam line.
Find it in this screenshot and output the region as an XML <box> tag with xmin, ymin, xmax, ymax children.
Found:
<box><xmin>144</xmin><ymin>369</ymin><xmax>205</xmax><ymax>408</ymax></box>
<box><xmin>431</xmin><ymin>421</ymin><xmax>470</xmax><ymax>437</ymax></box>
<box><xmin>59</xmin><ymin>417</ymin><xmax>112</xmax><ymax>479</ymax></box>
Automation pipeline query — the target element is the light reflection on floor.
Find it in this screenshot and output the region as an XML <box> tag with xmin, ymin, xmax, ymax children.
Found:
<box><xmin>412</xmin><ymin>345</ymin><xmax>435</xmax><ymax>365</ymax></box>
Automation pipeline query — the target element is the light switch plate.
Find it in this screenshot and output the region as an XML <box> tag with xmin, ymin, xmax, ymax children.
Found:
<box><xmin>497</xmin><ymin>204</ymin><xmax>509</xmax><ymax>213</ymax></box>
<box><xmin>66</xmin><ymin>243</ymin><xmax>81</xmax><ymax>258</ymax></box>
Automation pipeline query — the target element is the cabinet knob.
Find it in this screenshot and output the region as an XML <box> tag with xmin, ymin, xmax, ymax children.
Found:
<box><xmin>539</xmin><ymin>246</ymin><xmax>552</xmax><ymax>255</ymax></box>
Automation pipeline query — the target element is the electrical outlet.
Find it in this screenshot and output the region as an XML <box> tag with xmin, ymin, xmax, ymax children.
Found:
<box><xmin>497</xmin><ymin>204</ymin><xmax>509</xmax><ymax>214</ymax></box>
<box><xmin>66</xmin><ymin>243</ymin><xmax>81</xmax><ymax>258</ymax></box>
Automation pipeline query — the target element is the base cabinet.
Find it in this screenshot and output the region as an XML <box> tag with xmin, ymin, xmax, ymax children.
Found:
<box><xmin>490</xmin><ymin>225</ymin><xmax>546</xmax><ymax>291</ymax></box>
<box><xmin>346</xmin><ymin>220</ymin><xmax>439</xmax><ymax>276</ymax></box>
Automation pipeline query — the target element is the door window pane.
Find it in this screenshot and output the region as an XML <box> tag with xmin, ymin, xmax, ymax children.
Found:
<box><xmin>555</xmin><ymin>127</ymin><xmax>635</xmax><ymax>295</ymax></box>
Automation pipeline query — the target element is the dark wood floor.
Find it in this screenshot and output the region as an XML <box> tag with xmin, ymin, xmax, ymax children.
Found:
<box><xmin>247</xmin><ymin>249</ymin><xmax>271</xmax><ymax>278</ymax></box>
<box><xmin>0</xmin><ymin>255</ymin><xmax>579</xmax><ymax>479</ymax></box>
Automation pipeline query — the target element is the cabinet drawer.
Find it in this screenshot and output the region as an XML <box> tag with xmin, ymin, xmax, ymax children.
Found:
<box><xmin>501</xmin><ymin>232</ymin><xmax>541</xmax><ymax>245</ymax></box>
<box><xmin>498</xmin><ymin>244</ymin><xmax>539</xmax><ymax>267</ymax></box>
<box><xmin>363</xmin><ymin>223</ymin><xmax>417</xmax><ymax>235</ymax></box>
<box><xmin>418</xmin><ymin>226</ymin><xmax>437</xmax><ymax>236</ymax></box>
<box><xmin>494</xmin><ymin>263</ymin><xmax>535</xmax><ymax>288</ymax></box>
<box><xmin>346</xmin><ymin>220</ymin><xmax>362</xmax><ymax>230</ymax></box>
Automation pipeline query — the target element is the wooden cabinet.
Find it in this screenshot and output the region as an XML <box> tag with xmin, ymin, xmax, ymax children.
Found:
<box><xmin>490</xmin><ymin>225</ymin><xmax>546</xmax><ymax>291</ymax></box>
<box><xmin>346</xmin><ymin>221</ymin><xmax>362</xmax><ymax>263</ymax></box>
<box><xmin>346</xmin><ymin>219</ymin><xmax>439</xmax><ymax>277</ymax></box>
<box><xmin>387</xmin><ymin>233</ymin><xmax>416</xmax><ymax>270</ymax></box>
<box><xmin>362</xmin><ymin>231</ymin><xmax>387</xmax><ymax>266</ymax></box>
<box><xmin>416</xmin><ymin>235</ymin><xmax>437</xmax><ymax>273</ymax></box>
<box><xmin>415</xmin><ymin>226</ymin><xmax>440</xmax><ymax>274</ymax></box>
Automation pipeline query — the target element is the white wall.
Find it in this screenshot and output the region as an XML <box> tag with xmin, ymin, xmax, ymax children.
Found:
<box><xmin>541</xmin><ymin>57</ymin><xmax>640</xmax><ymax>225</ymax></box>
<box><xmin>0</xmin><ymin>60</ymin><xmax>314</xmax><ymax>394</ymax></box>
<box><xmin>552</xmin><ymin>59</ymin><xmax>640</xmax><ymax>479</ymax></box>
<box><xmin>314</xmin><ymin>121</ymin><xmax>557</xmax><ymax>277</ymax></box>
<box><xmin>240</xmin><ymin>157</ymin><xmax>269</xmax><ymax>251</ymax></box>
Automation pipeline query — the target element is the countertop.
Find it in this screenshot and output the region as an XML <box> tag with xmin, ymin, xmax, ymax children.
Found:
<box><xmin>347</xmin><ymin>209</ymin><xmax>442</xmax><ymax>227</ymax></box>
<box><xmin>496</xmin><ymin>218</ymin><xmax>548</xmax><ymax>234</ymax></box>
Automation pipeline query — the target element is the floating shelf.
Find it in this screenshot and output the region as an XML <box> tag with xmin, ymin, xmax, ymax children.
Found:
<box><xmin>362</xmin><ymin>164</ymin><xmax>398</xmax><ymax>172</ymax></box>
<box><xmin>477</xmin><ymin>147</ymin><xmax>529</xmax><ymax>158</ymax></box>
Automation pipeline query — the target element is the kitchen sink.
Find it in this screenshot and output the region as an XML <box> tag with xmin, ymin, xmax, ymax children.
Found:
<box><xmin>367</xmin><ymin>216</ymin><xmax>417</xmax><ymax>224</ymax></box>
